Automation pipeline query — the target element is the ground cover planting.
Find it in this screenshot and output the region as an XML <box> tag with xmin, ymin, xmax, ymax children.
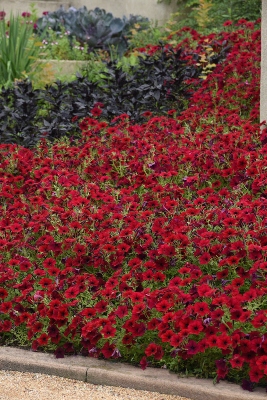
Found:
<box><xmin>0</xmin><ymin>27</ymin><xmax>229</xmax><ymax>147</ymax></box>
<box><xmin>0</xmin><ymin>42</ymin><xmax>202</xmax><ymax>147</ymax></box>
<box><xmin>0</xmin><ymin>17</ymin><xmax>265</xmax><ymax>392</ymax></box>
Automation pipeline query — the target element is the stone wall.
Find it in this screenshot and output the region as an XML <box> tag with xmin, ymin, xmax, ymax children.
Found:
<box><xmin>1</xmin><ymin>0</ymin><xmax>177</xmax><ymax>24</ymax></box>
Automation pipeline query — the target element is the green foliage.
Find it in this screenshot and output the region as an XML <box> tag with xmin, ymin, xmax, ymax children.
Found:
<box><xmin>158</xmin><ymin>0</ymin><xmax>261</xmax><ymax>33</ymax></box>
<box><xmin>0</xmin><ymin>14</ymin><xmax>42</xmax><ymax>88</ymax></box>
<box><xmin>35</xmin><ymin>6</ymin><xmax>150</xmax><ymax>57</ymax></box>
<box><xmin>195</xmin><ymin>0</ymin><xmax>213</xmax><ymax>30</ymax></box>
<box><xmin>39</xmin><ymin>27</ymin><xmax>91</xmax><ymax>61</ymax></box>
<box><xmin>78</xmin><ymin>52</ymin><xmax>110</xmax><ymax>84</ymax></box>
<box><xmin>127</xmin><ymin>21</ymin><xmax>163</xmax><ymax>50</ymax></box>
<box><xmin>208</xmin><ymin>0</ymin><xmax>261</xmax><ymax>25</ymax></box>
<box><xmin>29</xmin><ymin>2</ymin><xmax>39</xmax><ymax>22</ymax></box>
<box><xmin>38</xmin><ymin>20</ymin><xmax>162</xmax><ymax>62</ymax></box>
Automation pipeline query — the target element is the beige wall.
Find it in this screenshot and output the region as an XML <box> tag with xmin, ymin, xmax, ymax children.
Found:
<box><xmin>0</xmin><ymin>0</ymin><xmax>177</xmax><ymax>24</ymax></box>
<box><xmin>261</xmin><ymin>0</ymin><xmax>266</xmax><ymax>124</ymax></box>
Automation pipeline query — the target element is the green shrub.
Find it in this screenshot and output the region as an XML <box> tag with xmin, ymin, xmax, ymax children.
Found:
<box><xmin>158</xmin><ymin>0</ymin><xmax>261</xmax><ymax>33</ymax></box>
<box><xmin>39</xmin><ymin>27</ymin><xmax>91</xmax><ymax>61</ymax></box>
<box><xmin>35</xmin><ymin>6</ymin><xmax>150</xmax><ymax>57</ymax></box>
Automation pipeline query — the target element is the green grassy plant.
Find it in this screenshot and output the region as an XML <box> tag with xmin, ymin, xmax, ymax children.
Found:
<box><xmin>0</xmin><ymin>13</ymin><xmax>43</xmax><ymax>88</ymax></box>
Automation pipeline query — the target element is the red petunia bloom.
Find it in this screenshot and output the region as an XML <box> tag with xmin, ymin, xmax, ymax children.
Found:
<box><xmin>128</xmin><ymin>292</ymin><xmax>144</xmax><ymax>303</ymax></box>
<box><xmin>256</xmin><ymin>355</ymin><xmax>267</xmax><ymax>373</ymax></box>
<box><xmin>132</xmin><ymin>303</ymin><xmax>146</xmax><ymax>315</ymax></box>
<box><xmin>207</xmin><ymin>335</ymin><xmax>218</xmax><ymax>347</ymax></box>
<box><xmin>101</xmin><ymin>342</ymin><xmax>115</xmax><ymax>358</ymax></box>
<box><xmin>186</xmin><ymin>340</ymin><xmax>199</xmax><ymax>355</ymax></box>
<box><xmin>115</xmin><ymin>305</ymin><xmax>128</xmax><ymax>319</ymax></box>
<box><xmin>193</xmin><ymin>302</ymin><xmax>209</xmax><ymax>316</ymax></box>
<box><xmin>101</xmin><ymin>324</ymin><xmax>116</xmax><ymax>338</ymax></box>
<box><xmin>198</xmin><ymin>252</ymin><xmax>211</xmax><ymax>265</ymax></box>
<box><xmin>8</xmin><ymin>223</ymin><xmax>23</xmax><ymax>233</ymax></box>
<box><xmin>170</xmin><ymin>334</ymin><xmax>182</xmax><ymax>348</ymax></box>
<box><xmin>142</xmin><ymin>111</ymin><xmax>152</xmax><ymax>118</ymax></box>
<box><xmin>229</xmin><ymin>355</ymin><xmax>244</xmax><ymax>369</ymax></box>
<box><xmin>197</xmin><ymin>284</ymin><xmax>215</xmax><ymax>297</ymax></box>
<box><xmin>37</xmin><ymin>333</ymin><xmax>49</xmax><ymax>346</ymax></box>
<box><xmin>187</xmin><ymin>320</ymin><xmax>203</xmax><ymax>335</ymax></box>
<box><xmin>73</xmin><ymin>243</ymin><xmax>86</xmax><ymax>256</ymax></box>
<box><xmin>140</xmin><ymin>356</ymin><xmax>148</xmax><ymax>370</ymax></box>
<box><xmin>43</xmin><ymin>258</ymin><xmax>56</xmax><ymax>269</ymax></box>
<box><xmin>95</xmin><ymin>300</ymin><xmax>108</xmax><ymax>314</ymax></box>
<box><xmin>145</xmin><ymin>343</ymin><xmax>163</xmax><ymax>360</ymax></box>
<box><xmin>38</xmin><ymin>277</ymin><xmax>54</xmax><ymax>288</ymax></box>
<box><xmin>249</xmin><ymin>366</ymin><xmax>264</xmax><ymax>383</ymax></box>
<box><xmin>131</xmin><ymin>322</ymin><xmax>146</xmax><ymax>337</ymax></box>
<box><xmin>147</xmin><ymin>318</ymin><xmax>160</xmax><ymax>330</ymax></box>
<box><xmin>0</xmin><ymin>288</ymin><xmax>8</xmax><ymax>299</ymax></box>
<box><xmin>251</xmin><ymin>312</ymin><xmax>267</xmax><ymax>328</ymax></box>
<box><xmin>0</xmin><ymin>301</ymin><xmax>12</xmax><ymax>313</ymax></box>
<box><xmin>155</xmin><ymin>299</ymin><xmax>171</xmax><ymax>313</ymax></box>
<box><xmin>80</xmin><ymin>308</ymin><xmax>96</xmax><ymax>318</ymax></box>
<box><xmin>217</xmin><ymin>334</ymin><xmax>232</xmax><ymax>350</ymax></box>
<box><xmin>64</xmin><ymin>286</ymin><xmax>80</xmax><ymax>299</ymax></box>
<box><xmin>223</xmin><ymin>20</ymin><xmax>233</xmax><ymax>26</ymax></box>
<box><xmin>158</xmin><ymin>244</ymin><xmax>176</xmax><ymax>256</ymax></box>
<box><xmin>91</xmin><ymin>107</ymin><xmax>102</xmax><ymax>117</ymax></box>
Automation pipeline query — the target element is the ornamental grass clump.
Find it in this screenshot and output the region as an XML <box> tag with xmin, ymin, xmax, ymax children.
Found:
<box><xmin>0</xmin><ymin>13</ymin><xmax>42</xmax><ymax>88</ymax></box>
<box><xmin>0</xmin><ymin>18</ymin><xmax>265</xmax><ymax>392</ymax></box>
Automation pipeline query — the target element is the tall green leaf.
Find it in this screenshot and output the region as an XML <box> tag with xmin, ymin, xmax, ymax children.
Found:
<box><xmin>0</xmin><ymin>14</ymin><xmax>42</xmax><ymax>87</ymax></box>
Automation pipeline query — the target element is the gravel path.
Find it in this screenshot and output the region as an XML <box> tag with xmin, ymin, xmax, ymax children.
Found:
<box><xmin>0</xmin><ymin>370</ymin><xmax>192</xmax><ymax>400</ymax></box>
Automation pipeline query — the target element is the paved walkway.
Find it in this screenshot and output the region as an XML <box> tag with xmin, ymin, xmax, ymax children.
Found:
<box><xmin>0</xmin><ymin>369</ymin><xmax>190</xmax><ymax>400</ymax></box>
<box><xmin>0</xmin><ymin>347</ymin><xmax>266</xmax><ymax>400</ymax></box>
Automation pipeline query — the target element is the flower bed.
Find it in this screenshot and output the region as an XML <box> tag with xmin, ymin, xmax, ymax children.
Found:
<box><xmin>0</xmin><ymin>19</ymin><xmax>265</xmax><ymax>391</ymax></box>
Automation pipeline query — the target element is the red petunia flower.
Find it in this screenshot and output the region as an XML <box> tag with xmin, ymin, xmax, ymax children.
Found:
<box><xmin>193</xmin><ymin>302</ymin><xmax>209</xmax><ymax>316</ymax></box>
<box><xmin>145</xmin><ymin>343</ymin><xmax>158</xmax><ymax>357</ymax></box>
<box><xmin>101</xmin><ymin>324</ymin><xmax>116</xmax><ymax>338</ymax></box>
<box><xmin>0</xmin><ymin>288</ymin><xmax>8</xmax><ymax>299</ymax></box>
<box><xmin>101</xmin><ymin>342</ymin><xmax>115</xmax><ymax>358</ymax></box>
<box><xmin>91</xmin><ymin>107</ymin><xmax>102</xmax><ymax>117</ymax></box>
<box><xmin>256</xmin><ymin>355</ymin><xmax>267</xmax><ymax>373</ymax></box>
<box><xmin>198</xmin><ymin>252</ymin><xmax>211</xmax><ymax>265</ymax></box>
<box><xmin>37</xmin><ymin>333</ymin><xmax>49</xmax><ymax>346</ymax></box>
<box><xmin>249</xmin><ymin>366</ymin><xmax>264</xmax><ymax>383</ymax></box>
<box><xmin>64</xmin><ymin>286</ymin><xmax>80</xmax><ymax>299</ymax></box>
<box><xmin>187</xmin><ymin>320</ymin><xmax>203</xmax><ymax>335</ymax></box>
<box><xmin>140</xmin><ymin>356</ymin><xmax>148</xmax><ymax>370</ymax></box>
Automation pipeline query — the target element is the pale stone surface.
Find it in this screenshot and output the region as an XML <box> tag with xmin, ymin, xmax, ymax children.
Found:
<box><xmin>0</xmin><ymin>347</ymin><xmax>267</xmax><ymax>400</ymax></box>
<box><xmin>0</xmin><ymin>369</ymin><xmax>191</xmax><ymax>400</ymax></box>
<box><xmin>1</xmin><ymin>0</ymin><xmax>177</xmax><ymax>24</ymax></box>
<box><xmin>37</xmin><ymin>60</ymin><xmax>88</xmax><ymax>79</ymax></box>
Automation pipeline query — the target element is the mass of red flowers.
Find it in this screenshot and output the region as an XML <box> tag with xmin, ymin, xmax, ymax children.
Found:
<box><xmin>0</xmin><ymin>18</ymin><xmax>265</xmax><ymax>391</ymax></box>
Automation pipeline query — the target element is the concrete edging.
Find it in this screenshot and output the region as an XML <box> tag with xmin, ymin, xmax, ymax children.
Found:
<box><xmin>0</xmin><ymin>346</ymin><xmax>266</xmax><ymax>400</ymax></box>
<box><xmin>37</xmin><ymin>60</ymin><xmax>88</xmax><ymax>77</ymax></box>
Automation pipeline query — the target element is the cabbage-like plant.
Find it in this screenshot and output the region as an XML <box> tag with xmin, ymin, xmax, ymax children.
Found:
<box><xmin>0</xmin><ymin>14</ymin><xmax>42</xmax><ymax>88</ymax></box>
<box><xmin>35</xmin><ymin>6</ymin><xmax>150</xmax><ymax>57</ymax></box>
